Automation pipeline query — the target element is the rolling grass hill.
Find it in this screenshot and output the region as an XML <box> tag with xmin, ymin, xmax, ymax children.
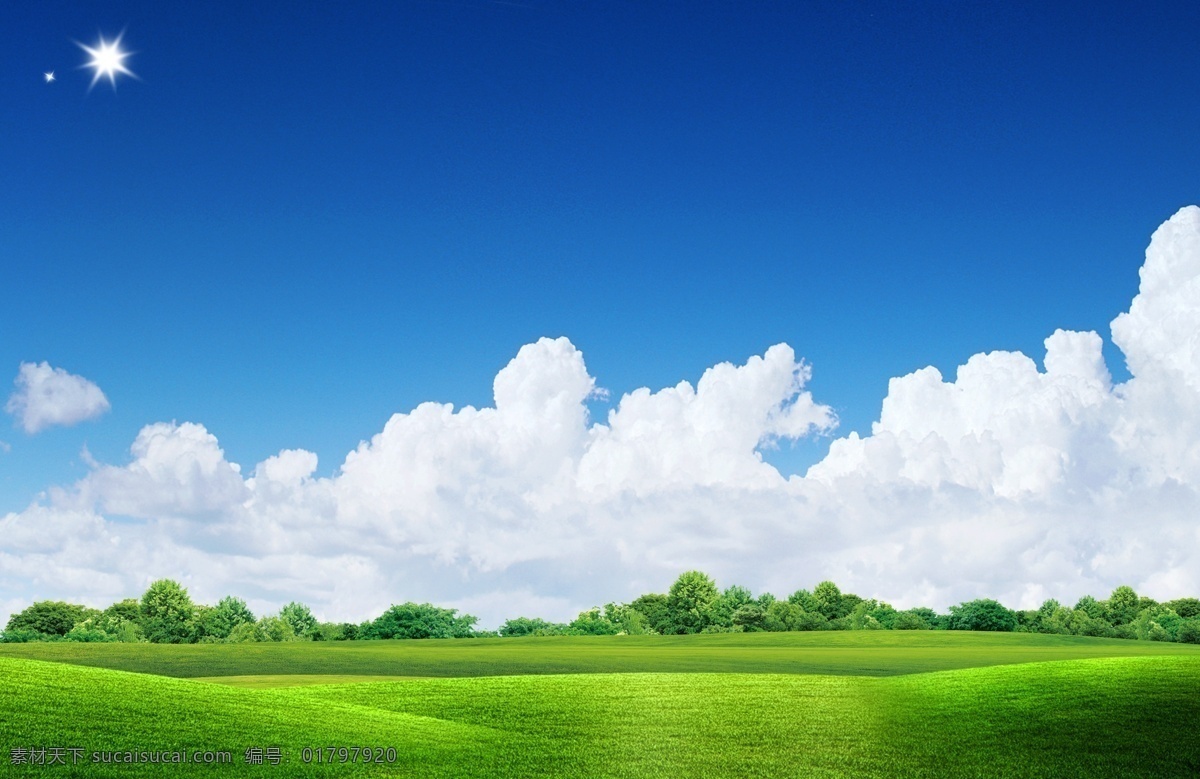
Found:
<box><xmin>2</xmin><ymin>653</ymin><xmax>1198</xmax><ymax>777</ymax></box>
<box><xmin>3</xmin><ymin>629</ymin><xmax>1198</xmax><ymax>679</ymax></box>
<box><xmin>2</xmin><ymin>633</ymin><xmax>1198</xmax><ymax>777</ymax></box>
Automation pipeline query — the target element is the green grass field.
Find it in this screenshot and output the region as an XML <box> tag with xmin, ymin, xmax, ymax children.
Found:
<box><xmin>2</xmin><ymin>633</ymin><xmax>1198</xmax><ymax>777</ymax></box>
<box><xmin>4</xmin><ymin>629</ymin><xmax>1197</xmax><ymax>678</ymax></box>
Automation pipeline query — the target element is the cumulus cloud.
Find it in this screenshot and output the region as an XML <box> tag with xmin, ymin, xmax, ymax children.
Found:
<box><xmin>5</xmin><ymin>362</ymin><xmax>110</xmax><ymax>434</ymax></box>
<box><xmin>2</xmin><ymin>207</ymin><xmax>1200</xmax><ymax>629</ymax></box>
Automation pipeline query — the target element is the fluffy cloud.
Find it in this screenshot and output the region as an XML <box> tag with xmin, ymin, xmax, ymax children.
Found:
<box><xmin>2</xmin><ymin>208</ymin><xmax>1200</xmax><ymax>629</ymax></box>
<box><xmin>5</xmin><ymin>362</ymin><xmax>110</xmax><ymax>434</ymax></box>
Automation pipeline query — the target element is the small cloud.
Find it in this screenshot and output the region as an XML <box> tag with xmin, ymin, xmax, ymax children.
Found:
<box><xmin>5</xmin><ymin>362</ymin><xmax>111</xmax><ymax>434</ymax></box>
<box><xmin>0</xmin><ymin>440</ymin><xmax>10</xmax><ymax>453</ymax></box>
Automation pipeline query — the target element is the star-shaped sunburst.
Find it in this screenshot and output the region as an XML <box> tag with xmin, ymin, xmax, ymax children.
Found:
<box><xmin>77</xmin><ymin>32</ymin><xmax>136</xmax><ymax>90</ymax></box>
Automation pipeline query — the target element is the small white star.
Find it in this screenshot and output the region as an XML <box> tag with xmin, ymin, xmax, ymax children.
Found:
<box><xmin>77</xmin><ymin>32</ymin><xmax>137</xmax><ymax>90</ymax></box>
<box><xmin>44</xmin><ymin>71</ymin><xmax>55</xmax><ymax>83</ymax></box>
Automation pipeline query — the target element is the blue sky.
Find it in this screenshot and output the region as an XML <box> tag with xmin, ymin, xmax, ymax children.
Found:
<box><xmin>3</xmin><ymin>2</ymin><xmax>1200</xmax><ymax>621</ymax></box>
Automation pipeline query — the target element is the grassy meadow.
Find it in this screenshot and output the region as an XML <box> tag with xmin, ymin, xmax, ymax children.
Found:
<box><xmin>4</xmin><ymin>629</ymin><xmax>1198</xmax><ymax>678</ymax></box>
<box><xmin>2</xmin><ymin>632</ymin><xmax>1199</xmax><ymax>777</ymax></box>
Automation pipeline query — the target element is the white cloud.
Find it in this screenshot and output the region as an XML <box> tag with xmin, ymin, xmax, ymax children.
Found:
<box><xmin>5</xmin><ymin>362</ymin><xmax>111</xmax><ymax>434</ymax></box>
<box><xmin>68</xmin><ymin>422</ymin><xmax>248</xmax><ymax>520</ymax></box>
<box><xmin>2</xmin><ymin>208</ymin><xmax>1200</xmax><ymax>629</ymax></box>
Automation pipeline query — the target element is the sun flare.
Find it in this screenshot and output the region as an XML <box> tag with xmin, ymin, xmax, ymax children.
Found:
<box><xmin>78</xmin><ymin>32</ymin><xmax>136</xmax><ymax>90</ymax></box>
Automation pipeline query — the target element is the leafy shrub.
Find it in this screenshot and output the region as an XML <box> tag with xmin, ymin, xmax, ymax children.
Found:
<box><xmin>731</xmin><ymin>604</ymin><xmax>766</xmax><ymax>631</ymax></box>
<box><xmin>363</xmin><ymin>602</ymin><xmax>477</xmax><ymax>640</ymax></box>
<box><xmin>893</xmin><ymin>611</ymin><xmax>931</xmax><ymax>630</ymax></box>
<box><xmin>0</xmin><ymin>628</ymin><xmax>53</xmax><ymax>643</ymax></box>
<box><xmin>569</xmin><ymin>608</ymin><xmax>620</xmax><ymax>636</ymax></box>
<box><xmin>6</xmin><ymin>601</ymin><xmax>97</xmax><ymax>637</ymax></box>
<box><xmin>1166</xmin><ymin>598</ymin><xmax>1200</xmax><ymax>619</ymax></box>
<box><xmin>312</xmin><ymin>622</ymin><xmax>357</xmax><ymax>641</ymax></box>
<box><xmin>65</xmin><ymin>619</ymin><xmax>117</xmax><ymax>643</ymax></box>
<box><xmin>225</xmin><ymin>616</ymin><xmax>298</xmax><ymax>642</ymax></box>
<box><xmin>948</xmin><ymin>599</ymin><xmax>1017</xmax><ymax>632</ymax></box>
<box><xmin>1177</xmin><ymin>619</ymin><xmax>1200</xmax><ymax>644</ymax></box>
<box><xmin>629</xmin><ymin>594</ymin><xmax>671</xmax><ymax>635</ymax></box>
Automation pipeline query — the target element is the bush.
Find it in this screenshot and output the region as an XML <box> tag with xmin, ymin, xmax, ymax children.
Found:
<box><xmin>893</xmin><ymin>611</ymin><xmax>930</xmax><ymax>630</ymax></box>
<box><xmin>849</xmin><ymin>599</ymin><xmax>896</xmax><ymax>630</ymax></box>
<box><xmin>103</xmin><ymin>599</ymin><xmax>142</xmax><ymax>625</ymax></box>
<box><xmin>629</xmin><ymin>594</ymin><xmax>671</xmax><ymax>635</ymax></box>
<box><xmin>709</xmin><ymin>586</ymin><xmax>755</xmax><ymax>629</ymax></box>
<box><xmin>363</xmin><ymin>602</ymin><xmax>477</xmax><ymax>640</ymax></box>
<box><xmin>1068</xmin><ymin>609</ymin><xmax>1115</xmax><ymax>638</ymax></box>
<box><xmin>313</xmin><ymin>622</ymin><xmax>356</xmax><ymax>641</ymax></box>
<box><xmin>1177</xmin><ymin>619</ymin><xmax>1200</xmax><ymax>644</ymax></box>
<box><xmin>568</xmin><ymin>608</ymin><xmax>620</xmax><ymax>636</ymax></box>
<box><xmin>6</xmin><ymin>601</ymin><xmax>97</xmax><ymax>637</ymax></box>
<box><xmin>225</xmin><ymin>622</ymin><xmax>261</xmax><ymax>643</ymax></box>
<box><xmin>948</xmin><ymin>599</ymin><xmax>1017</xmax><ymax>632</ymax></box>
<box><xmin>699</xmin><ymin>624</ymin><xmax>742</xmax><ymax>633</ymax></box>
<box><xmin>0</xmin><ymin>628</ymin><xmax>53</xmax><ymax>643</ymax></box>
<box><xmin>499</xmin><ymin>617</ymin><xmax>568</xmax><ymax>637</ymax></box>
<box><xmin>258</xmin><ymin>615</ymin><xmax>297</xmax><ymax>642</ymax></box>
<box><xmin>602</xmin><ymin>603</ymin><xmax>650</xmax><ymax>635</ymax></box>
<box><xmin>731</xmin><ymin>604</ymin><xmax>766</xmax><ymax>632</ymax></box>
<box><xmin>1166</xmin><ymin>598</ymin><xmax>1200</xmax><ymax>619</ymax></box>
<box><xmin>225</xmin><ymin>616</ymin><xmax>298</xmax><ymax>642</ymax></box>
<box><xmin>64</xmin><ymin>619</ymin><xmax>117</xmax><ymax>643</ymax></box>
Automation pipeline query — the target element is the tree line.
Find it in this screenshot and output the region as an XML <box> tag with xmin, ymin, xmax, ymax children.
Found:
<box><xmin>3</xmin><ymin>571</ymin><xmax>1199</xmax><ymax>645</ymax></box>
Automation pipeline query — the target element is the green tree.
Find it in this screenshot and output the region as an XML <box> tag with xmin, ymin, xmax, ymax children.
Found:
<box><xmin>363</xmin><ymin>603</ymin><xmax>477</xmax><ymax>640</ymax></box>
<box><xmin>5</xmin><ymin>601</ymin><xmax>97</xmax><ymax>638</ymax></box>
<box><xmin>1104</xmin><ymin>585</ymin><xmax>1140</xmax><ymax>626</ymax></box>
<box><xmin>204</xmin><ymin>596</ymin><xmax>255</xmax><ymax>640</ymax></box>
<box><xmin>1177</xmin><ymin>619</ymin><xmax>1200</xmax><ymax>644</ymax></box>
<box><xmin>764</xmin><ymin>601</ymin><xmax>813</xmax><ymax>632</ymax></box>
<box><xmin>709</xmin><ymin>585</ymin><xmax>755</xmax><ymax>629</ymax></box>
<box><xmin>225</xmin><ymin>616</ymin><xmax>296</xmax><ymax>642</ymax></box>
<box><xmin>258</xmin><ymin>615</ymin><xmax>297</xmax><ymax>642</ymax></box>
<box><xmin>140</xmin><ymin>579</ymin><xmax>197</xmax><ymax>644</ymax></box>
<box><xmin>849</xmin><ymin>599</ymin><xmax>896</xmax><ymax>630</ymax></box>
<box><xmin>629</xmin><ymin>594</ymin><xmax>671</xmax><ymax>634</ymax></box>
<box><xmin>665</xmin><ymin>571</ymin><xmax>719</xmax><ymax>634</ymax></box>
<box><xmin>787</xmin><ymin>589</ymin><xmax>819</xmax><ymax>612</ymax></box>
<box><xmin>893</xmin><ymin>610</ymin><xmax>930</xmax><ymax>630</ymax></box>
<box><xmin>280</xmin><ymin>602</ymin><xmax>318</xmax><ymax>639</ymax></box>
<box><xmin>225</xmin><ymin>621</ymin><xmax>260</xmax><ymax>643</ymax></box>
<box><xmin>906</xmin><ymin>607</ymin><xmax>945</xmax><ymax>629</ymax></box>
<box><xmin>812</xmin><ymin>581</ymin><xmax>847</xmax><ymax>620</ymax></box>
<box><xmin>1074</xmin><ymin>595</ymin><xmax>1104</xmax><ymax>619</ymax></box>
<box><xmin>103</xmin><ymin>599</ymin><xmax>142</xmax><ymax>625</ymax></box>
<box><xmin>312</xmin><ymin>622</ymin><xmax>356</xmax><ymax>641</ymax></box>
<box><xmin>64</xmin><ymin>618</ymin><xmax>118</xmax><ymax>642</ymax></box>
<box><xmin>1067</xmin><ymin>608</ymin><xmax>1114</xmax><ymax>637</ymax></box>
<box><xmin>731</xmin><ymin>604</ymin><xmax>766</xmax><ymax>631</ymax></box>
<box><xmin>602</xmin><ymin>603</ymin><xmax>650</xmax><ymax>635</ymax></box>
<box><xmin>947</xmin><ymin>599</ymin><xmax>1017</xmax><ymax>632</ymax></box>
<box><xmin>498</xmin><ymin>617</ymin><xmax>568</xmax><ymax>637</ymax></box>
<box><xmin>1166</xmin><ymin>598</ymin><xmax>1200</xmax><ymax>619</ymax></box>
<box><xmin>569</xmin><ymin>607</ymin><xmax>620</xmax><ymax>635</ymax></box>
